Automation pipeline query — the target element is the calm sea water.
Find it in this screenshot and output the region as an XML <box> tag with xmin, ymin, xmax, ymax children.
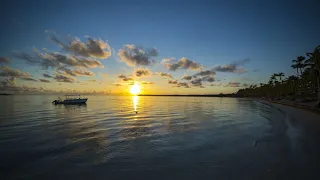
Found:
<box><xmin>1</xmin><ymin>95</ymin><xmax>320</xmax><ymax>179</ymax></box>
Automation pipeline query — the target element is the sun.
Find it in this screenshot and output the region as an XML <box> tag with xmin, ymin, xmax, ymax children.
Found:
<box><xmin>130</xmin><ymin>82</ymin><xmax>141</xmax><ymax>95</ymax></box>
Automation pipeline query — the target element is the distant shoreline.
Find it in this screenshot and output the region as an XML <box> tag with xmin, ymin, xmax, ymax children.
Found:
<box><xmin>138</xmin><ymin>94</ymin><xmax>238</xmax><ymax>97</ymax></box>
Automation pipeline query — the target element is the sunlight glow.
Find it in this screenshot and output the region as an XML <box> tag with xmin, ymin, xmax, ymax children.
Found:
<box><xmin>130</xmin><ymin>82</ymin><xmax>141</xmax><ymax>95</ymax></box>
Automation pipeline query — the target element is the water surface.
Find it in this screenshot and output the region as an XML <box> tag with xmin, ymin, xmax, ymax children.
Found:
<box><xmin>1</xmin><ymin>95</ymin><xmax>320</xmax><ymax>179</ymax></box>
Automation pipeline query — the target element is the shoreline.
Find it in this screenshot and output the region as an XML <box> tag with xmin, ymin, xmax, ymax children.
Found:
<box><xmin>258</xmin><ymin>99</ymin><xmax>320</xmax><ymax>115</ymax></box>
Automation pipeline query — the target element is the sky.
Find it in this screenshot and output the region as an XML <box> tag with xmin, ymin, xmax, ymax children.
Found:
<box><xmin>0</xmin><ymin>0</ymin><xmax>319</xmax><ymax>94</ymax></box>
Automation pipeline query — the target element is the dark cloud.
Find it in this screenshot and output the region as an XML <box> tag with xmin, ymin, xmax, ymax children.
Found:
<box><xmin>0</xmin><ymin>66</ymin><xmax>31</xmax><ymax>78</ymax></box>
<box><xmin>21</xmin><ymin>77</ymin><xmax>38</xmax><ymax>82</ymax></box>
<box><xmin>225</xmin><ymin>82</ymin><xmax>242</xmax><ymax>87</ymax></box>
<box><xmin>34</xmin><ymin>49</ymin><xmax>104</xmax><ymax>69</ymax></box>
<box><xmin>118</xmin><ymin>45</ymin><xmax>158</xmax><ymax>67</ymax></box>
<box><xmin>58</xmin><ymin>67</ymin><xmax>94</xmax><ymax>76</ymax></box>
<box><xmin>201</xmin><ymin>75</ymin><xmax>215</xmax><ymax>82</ymax></box>
<box><xmin>164</xmin><ymin>57</ymin><xmax>202</xmax><ymax>71</ymax></box>
<box><xmin>213</xmin><ymin>58</ymin><xmax>250</xmax><ymax>73</ymax></box>
<box><xmin>243</xmin><ymin>83</ymin><xmax>249</xmax><ymax>87</ymax></box>
<box><xmin>168</xmin><ymin>80</ymin><xmax>178</xmax><ymax>84</ymax></box>
<box><xmin>134</xmin><ymin>68</ymin><xmax>151</xmax><ymax>77</ymax></box>
<box><xmin>0</xmin><ymin>57</ymin><xmax>10</xmax><ymax>64</ymax></box>
<box><xmin>252</xmin><ymin>69</ymin><xmax>260</xmax><ymax>72</ymax></box>
<box><xmin>118</xmin><ymin>75</ymin><xmax>134</xmax><ymax>82</ymax></box>
<box><xmin>53</xmin><ymin>74</ymin><xmax>76</xmax><ymax>83</ymax></box>
<box><xmin>1</xmin><ymin>77</ymin><xmax>16</xmax><ymax>87</ymax></box>
<box><xmin>50</xmin><ymin>35</ymin><xmax>112</xmax><ymax>59</ymax></box>
<box><xmin>43</xmin><ymin>73</ymin><xmax>53</xmax><ymax>78</ymax></box>
<box><xmin>177</xmin><ymin>82</ymin><xmax>190</xmax><ymax>88</ymax></box>
<box><xmin>181</xmin><ymin>75</ymin><xmax>192</xmax><ymax>80</ymax></box>
<box><xmin>155</xmin><ymin>72</ymin><xmax>172</xmax><ymax>79</ymax></box>
<box><xmin>190</xmin><ymin>78</ymin><xmax>203</xmax><ymax>87</ymax></box>
<box><xmin>12</xmin><ymin>51</ymin><xmax>39</xmax><ymax>63</ymax></box>
<box><xmin>88</xmin><ymin>80</ymin><xmax>96</xmax><ymax>82</ymax></box>
<box><xmin>193</xmin><ymin>70</ymin><xmax>216</xmax><ymax>77</ymax></box>
<box><xmin>40</xmin><ymin>79</ymin><xmax>51</xmax><ymax>83</ymax></box>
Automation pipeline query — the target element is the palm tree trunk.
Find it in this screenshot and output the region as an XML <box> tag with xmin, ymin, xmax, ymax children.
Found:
<box><xmin>316</xmin><ymin>71</ymin><xmax>320</xmax><ymax>107</ymax></box>
<box><xmin>296</xmin><ymin>68</ymin><xmax>299</xmax><ymax>77</ymax></box>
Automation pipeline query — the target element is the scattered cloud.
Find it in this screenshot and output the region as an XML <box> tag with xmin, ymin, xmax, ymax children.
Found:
<box><xmin>161</xmin><ymin>57</ymin><xmax>175</xmax><ymax>64</ymax></box>
<box><xmin>88</xmin><ymin>80</ymin><xmax>96</xmax><ymax>82</ymax></box>
<box><xmin>225</xmin><ymin>82</ymin><xmax>242</xmax><ymax>87</ymax></box>
<box><xmin>190</xmin><ymin>78</ymin><xmax>203</xmax><ymax>87</ymax></box>
<box><xmin>181</xmin><ymin>75</ymin><xmax>193</xmax><ymax>80</ymax></box>
<box><xmin>50</xmin><ymin>35</ymin><xmax>112</xmax><ymax>59</ymax></box>
<box><xmin>193</xmin><ymin>70</ymin><xmax>215</xmax><ymax>77</ymax></box>
<box><xmin>0</xmin><ymin>57</ymin><xmax>10</xmax><ymax>64</ymax></box>
<box><xmin>168</xmin><ymin>80</ymin><xmax>178</xmax><ymax>84</ymax></box>
<box><xmin>0</xmin><ymin>66</ymin><xmax>31</xmax><ymax>78</ymax></box>
<box><xmin>53</xmin><ymin>74</ymin><xmax>76</xmax><ymax>83</ymax></box>
<box><xmin>118</xmin><ymin>75</ymin><xmax>134</xmax><ymax>82</ymax></box>
<box><xmin>34</xmin><ymin>49</ymin><xmax>104</xmax><ymax>69</ymax></box>
<box><xmin>164</xmin><ymin>57</ymin><xmax>202</xmax><ymax>71</ymax></box>
<box><xmin>213</xmin><ymin>58</ymin><xmax>250</xmax><ymax>73</ymax></box>
<box><xmin>40</xmin><ymin>79</ymin><xmax>51</xmax><ymax>83</ymax></box>
<box><xmin>134</xmin><ymin>68</ymin><xmax>151</xmax><ymax>77</ymax></box>
<box><xmin>58</xmin><ymin>67</ymin><xmax>94</xmax><ymax>76</ymax></box>
<box><xmin>1</xmin><ymin>77</ymin><xmax>16</xmax><ymax>87</ymax></box>
<box><xmin>141</xmin><ymin>81</ymin><xmax>154</xmax><ymax>85</ymax></box>
<box><xmin>21</xmin><ymin>77</ymin><xmax>38</xmax><ymax>82</ymax></box>
<box><xmin>155</xmin><ymin>72</ymin><xmax>172</xmax><ymax>79</ymax></box>
<box><xmin>201</xmin><ymin>75</ymin><xmax>215</xmax><ymax>82</ymax></box>
<box><xmin>12</xmin><ymin>51</ymin><xmax>39</xmax><ymax>63</ymax></box>
<box><xmin>252</xmin><ymin>69</ymin><xmax>260</xmax><ymax>72</ymax></box>
<box><xmin>177</xmin><ymin>82</ymin><xmax>190</xmax><ymax>88</ymax></box>
<box><xmin>118</xmin><ymin>44</ymin><xmax>157</xmax><ymax>67</ymax></box>
<box><xmin>43</xmin><ymin>73</ymin><xmax>53</xmax><ymax>78</ymax></box>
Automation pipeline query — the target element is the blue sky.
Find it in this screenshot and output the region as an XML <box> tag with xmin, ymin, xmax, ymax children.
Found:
<box><xmin>0</xmin><ymin>0</ymin><xmax>319</xmax><ymax>94</ymax></box>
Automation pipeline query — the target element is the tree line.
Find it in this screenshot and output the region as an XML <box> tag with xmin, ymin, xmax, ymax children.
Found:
<box><xmin>236</xmin><ymin>45</ymin><xmax>320</xmax><ymax>107</ymax></box>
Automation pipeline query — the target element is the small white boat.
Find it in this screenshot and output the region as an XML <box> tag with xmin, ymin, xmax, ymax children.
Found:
<box><xmin>53</xmin><ymin>95</ymin><xmax>88</xmax><ymax>105</ymax></box>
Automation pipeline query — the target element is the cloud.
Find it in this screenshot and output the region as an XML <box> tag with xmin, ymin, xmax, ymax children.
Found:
<box><xmin>193</xmin><ymin>70</ymin><xmax>216</xmax><ymax>77</ymax></box>
<box><xmin>181</xmin><ymin>75</ymin><xmax>193</xmax><ymax>80</ymax></box>
<box><xmin>53</xmin><ymin>74</ymin><xmax>76</xmax><ymax>83</ymax></box>
<box><xmin>12</xmin><ymin>51</ymin><xmax>39</xmax><ymax>63</ymax></box>
<box><xmin>190</xmin><ymin>78</ymin><xmax>203</xmax><ymax>87</ymax></box>
<box><xmin>50</xmin><ymin>35</ymin><xmax>112</xmax><ymax>59</ymax></box>
<box><xmin>225</xmin><ymin>82</ymin><xmax>242</xmax><ymax>87</ymax></box>
<box><xmin>177</xmin><ymin>82</ymin><xmax>190</xmax><ymax>88</ymax></box>
<box><xmin>43</xmin><ymin>73</ymin><xmax>53</xmax><ymax>78</ymax></box>
<box><xmin>117</xmin><ymin>44</ymin><xmax>158</xmax><ymax>67</ymax></box>
<box><xmin>168</xmin><ymin>80</ymin><xmax>178</xmax><ymax>84</ymax></box>
<box><xmin>118</xmin><ymin>75</ymin><xmax>134</xmax><ymax>82</ymax></box>
<box><xmin>58</xmin><ymin>67</ymin><xmax>94</xmax><ymax>76</ymax></box>
<box><xmin>0</xmin><ymin>57</ymin><xmax>10</xmax><ymax>64</ymax></box>
<box><xmin>141</xmin><ymin>81</ymin><xmax>154</xmax><ymax>85</ymax></box>
<box><xmin>164</xmin><ymin>57</ymin><xmax>202</xmax><ymax>71</ymax></box>
<box><xmin>1</xmin><ymin>77</ymin><xmax>16</xmax><ymax>87</ymax></box>
<box><xmin>161</xmin><ymin>57</ymin><xmax>175</xmax><ymax>64</ymax></box>
<box><xmin>134</xmin><ymin>68</ymin><xmax>151</xmax><ymax>77</ymax></box>
<box><xmin>0</xmin><ymin>66</ymin><xmax>31</xmax><ymax>78</ymax></box>
<box><xmin>252</xmin><ymin>69</ymin><xmax>260</xmax><ymax>72</ymax></box>
<box><xmin>88</xmin><ymin>80</ymin><xmax>96</xmax><ymax>82</ymax></box>
<box><xmin>34</xmin><ymin>49</ymin><xmax>104</xmax><ymax>69</ymax></box>
<box><xmin>213</xmin><ymin>58</ymin><xmax>250</xmax><ymax>73</ymax></box>
<box><xmin>40</xmin><ymin>79</ymin><xmax>51</xmax><ymax>83</ymax></box>
<box><xmin>21</xmin><ymin>77</ymin><xmax>38</xmax><ymax>82</ymax></box>
<box><xmin>155</xmin><ymin>72</ymin><xmax>173</xmax><ymax>79</ymax></box>
<box><xmin>201</xmin><ymin>75</ymin><xmax>215</xmax><ymax>82</ymax></box>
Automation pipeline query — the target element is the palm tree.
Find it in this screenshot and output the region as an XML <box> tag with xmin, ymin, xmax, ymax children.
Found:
<box><xmin>278</xmin><ymin>72</ymin><xmax>285</xmax><ymax>81</ymax></box>
<box><xmin>292</xmin><ymin>56</ymin><xmax>305</xmax><ymax>76</ymax></box>
<box><xmin>306</xmin><ymin>45</ymin><xmax>320</xmax><ymax>107</ymax></box>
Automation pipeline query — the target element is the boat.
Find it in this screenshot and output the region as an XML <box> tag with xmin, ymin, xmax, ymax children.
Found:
<box><xmin>52</xmin><ymin>94</ymin><xmax>88</xmax><ymax>105</ymax></box>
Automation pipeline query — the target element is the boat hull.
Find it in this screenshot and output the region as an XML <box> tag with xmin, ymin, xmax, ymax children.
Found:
<box><xmin>53</xmin><ymin>98</ymin><xmax>88</xmax><ymax>105</ymax></box>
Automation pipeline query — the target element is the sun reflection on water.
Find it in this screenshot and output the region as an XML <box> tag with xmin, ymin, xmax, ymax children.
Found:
<box><xmin>132</xmin><ymin>95</ymin><xmax>139</xmax><ymax>112</ymax></box>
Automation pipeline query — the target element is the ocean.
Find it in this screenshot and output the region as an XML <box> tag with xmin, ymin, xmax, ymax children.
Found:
<box><xmin>1</xmin><ymin>95</ymin><xmax>320</xmax><ymax>179</ymax></box>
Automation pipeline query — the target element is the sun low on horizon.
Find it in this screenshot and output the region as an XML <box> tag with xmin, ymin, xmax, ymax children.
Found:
<box><xmin>130</xmin><ymin>82</ymin><xmax>141</xmax><ymax>95</ymax></box>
